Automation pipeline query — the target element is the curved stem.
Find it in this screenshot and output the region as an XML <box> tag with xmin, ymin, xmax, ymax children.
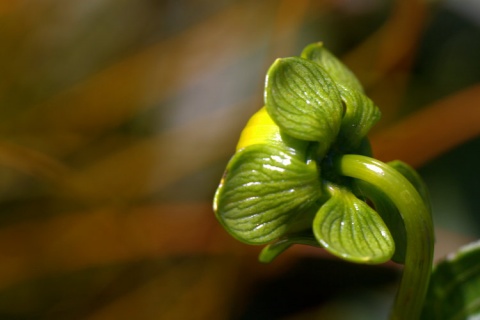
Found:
<box><xmin>335</xmin><ymin>154</ymin><xmax>434</xmax><ymax>320</ymax></box>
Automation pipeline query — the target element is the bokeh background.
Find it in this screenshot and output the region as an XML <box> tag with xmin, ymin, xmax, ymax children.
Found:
<box><xmin>0</xmin><ymin>0</ymin><xmax>479</xmax><ymax>319</ymax></box>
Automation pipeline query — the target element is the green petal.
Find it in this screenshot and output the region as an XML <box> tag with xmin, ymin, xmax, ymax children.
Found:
<box><xmin>301</xmin><ymin>42</ymin><xmax>364</xmax><ymax>92</ymax></box>
<box><xmin>422</xmin><ymin>240</ymin><xmax>480</xmax><ymax>319</ymax></box>
<box><xmin>355</xmin><ymin>180</ymin><xmax>407</xmax><ymax>264</ymax></box>
<box><xmin>336</xmin><ymin>85</ymin><xmax>381</xmax><ymax>151</ymax></box>
<box><xmin>362</xmin><ymin>160</ymin><xmax>431</xmax><ymax>264</ymax></box>
<box><xmin>258</xmin><ymin>231</ymin><xmax>321</xmax><ymax>263</ymax></box>
<box><xmin>353</xmin><ymin>161</ymin><xmax>430</xmax><ymax>264</ymax></box>
<box><xmin>301</xmin><ymin>43</ymin><xmax>380</xmax><ymax>150</ymax></box>
<box><xmin>214</xmin><ymin>144</ymin><xmax>321</xmax><ymax>245</ymax></box>
<box><xmin>313</xmin><ymin>184</ymin><xmax>394</xmax><ymax>264</ymax></box>
<box><xmin>265</xmin><ymin>57</ymin><xmax>343</xmax><ymax>153</ymax></box>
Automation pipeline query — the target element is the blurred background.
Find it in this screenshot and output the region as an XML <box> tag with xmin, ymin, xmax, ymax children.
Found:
<box><xmin>0</xmin><ymin>0</ymin><xmax>479</xmax><ymax>319</ymax></box>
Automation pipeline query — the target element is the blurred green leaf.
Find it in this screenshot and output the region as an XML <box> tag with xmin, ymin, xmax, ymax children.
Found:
<box><xmin>422</xmin><ymin>240</ymin><xmax>480</xmax><ymax>319</ymax></box>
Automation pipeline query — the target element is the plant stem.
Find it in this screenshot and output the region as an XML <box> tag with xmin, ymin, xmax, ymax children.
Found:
<box><xmin>335</xmin><ymin>154</ymin><xmax>434</xmax><ymax>320</ymax></box>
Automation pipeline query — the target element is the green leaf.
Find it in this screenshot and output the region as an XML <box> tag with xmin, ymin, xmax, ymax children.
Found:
<box><xmin>214</xmin><ymin>144</ymin><xmax>321</xmax><ymax>245</ymax></box>
<box><xmin>258</xmin><ymin>231</ymin><xmax>321</xmax><ymax>263</ymax></box>
<box><xmin>422</xmin><ymin>240</ymin><xmax>480</xmax><ymax>319</ymax></box>
<box><xmin>313</xmin><ymin>184</ymin><xmax>394</xmax><ymax>264</ymax></box>
<box><xmin>301</xmin><ymin>42</ymin><xmax>364</xmax><ymax>92</ymax></box>
<box><xmin>265</xmin><ymin>57</ymin><xmax>343</xmax><ymax>153</ymax></box>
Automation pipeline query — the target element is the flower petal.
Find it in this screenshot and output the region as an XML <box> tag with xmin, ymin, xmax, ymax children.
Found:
<box><xmin>214</xmin><ymin>144</ymin><xmax>321</xmax><ymax>244</ymax></box>
<box><xmin>301</xmin><ymin>42</ymin><xmax>364</xmax><ymax>92</ymax></box>
<box><xmin>265</xmin><ymin>57</ymin><xmax>343</xmax><ymax>154</ymax></box>
<box><xmin>313</xmin><ymin>184</ymin><xmax>395</xmax><ymax>264</ymax></box>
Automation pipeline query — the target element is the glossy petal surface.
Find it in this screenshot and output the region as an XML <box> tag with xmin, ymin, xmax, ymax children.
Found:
<box><xmin>301</xmin><ymin>42</ymin><xmax>364</xmax><ymax>92</ymax></box>
<box><xmin>265</xmin><ymin>57</ymin><xmax>343</xmax><ymax>151</ymax></box>
<box><xmin>214</xmin><ymin>144</ymin><xmax>321</xmax><ymax>244</ymax></box>
<box><xmin>313</xmin><ymin>184</ymin><xmax>394</xmax><ymax>264</ymax></box>
<box><xmin>336</xmin><ymin>85</ymin><xmax>381</xmax><ymax>150</ymax></box>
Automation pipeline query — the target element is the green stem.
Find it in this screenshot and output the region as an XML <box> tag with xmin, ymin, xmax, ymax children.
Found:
<box><xmin>335</xmin><ymin>154</ymin><xmax>434</xmax><ymax>320</ymax></box>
